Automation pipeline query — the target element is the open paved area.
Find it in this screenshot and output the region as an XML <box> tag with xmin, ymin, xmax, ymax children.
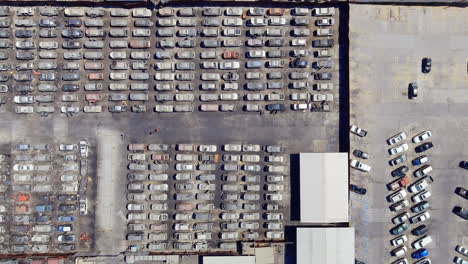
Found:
<box><xmin>349</xmin><ymin>4</ymin><xmax>468</xmax><ymax>264</ymax></box>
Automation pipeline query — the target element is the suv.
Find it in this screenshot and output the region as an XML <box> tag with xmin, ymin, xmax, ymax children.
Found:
<box><xmin>422</xmin><ymin>58</ymin><xmax>431</xmax><ymax>73</ymax></box>
<box><xmin>411</xmin><ymin>224</ymin><xmax>429</xmax><ymax>236</ymax></box>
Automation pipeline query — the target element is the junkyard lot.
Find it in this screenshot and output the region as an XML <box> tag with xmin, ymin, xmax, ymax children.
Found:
<box><xmin>349</xmin><ymin>5</ymin><xmax>468</xmax><ymax>263</ymax></box>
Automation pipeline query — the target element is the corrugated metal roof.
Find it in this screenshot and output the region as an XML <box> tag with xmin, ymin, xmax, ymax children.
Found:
<box><xmin>297</xmin><ymin>227</ymin><xmax>355</xmax><ymax>264</ymax></box>
<box><xmin>299</xmin><ymin>153</ymin><xmax>349</xmax><ymax>223</ymax></box>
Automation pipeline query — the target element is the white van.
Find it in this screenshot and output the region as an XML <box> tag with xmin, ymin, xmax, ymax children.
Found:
<box><xmin>412</xmin><ymin>235</ymin><xmax>432</xmax><ymax>249</ymax></box>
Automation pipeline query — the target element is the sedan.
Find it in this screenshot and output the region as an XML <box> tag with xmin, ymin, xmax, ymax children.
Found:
<box><xmin>389</xmin><ymin>143</ymin><xmax>409</xmax><ymax>155</ymax></box>
<box><xmin>412</xmin><ymin>155</ymin><xmax>429</xmax><ymax>166</ymax></box>
<box><xmin>412</xmin><ymin>249</ymin><xmax>429</xmax><ymax>259</ymax></box>
<box><xmin>389</xmin><ymin>155</ymin><xmax>407</xmax><ymax>166</ymax></box>
<box><xmin>62</xmin><ymin>29</ymin><xmax>83</xmax><ymax>39</ymax></box>
<box><xmin>412</xmin><ymin>131</ymin><xmax>432</xmax><ymax>143</ymax></box>
<box><xmin>390</xmin><ymin>223</ymin><xmax>408</xmax><ymax>236</ymax></box>
<box><xmin>415</xmin><ymin>142</ymin><xmax>433</xmax><ymax>153</ymax></box>
<box><xmin>391</xmin><ymin>235</ymin><xmax>408</xmax><ymax>247</ymax></box>
<box><xmin>353</xmin><ymin>149</ymin><xmax>369</xmax><ymax>159</ymax></box>
<box><xmin>350</xmin><ymin>159</ymin><xmax>371</xmax><ymax>172</ymax></box>
<box><xmin>350</xmin><ymin>184</ymin><xmax>367</xmax><ymax>195</ymax></box>
<box><xmin>387</xmin><ymin>132</ymin><xmax>407</xmax><ymax>146</ymax></box>
<box><xmin>391</xmin><ymin>166</ymin><xmax>409</xmax><ymax>177</ymax></box>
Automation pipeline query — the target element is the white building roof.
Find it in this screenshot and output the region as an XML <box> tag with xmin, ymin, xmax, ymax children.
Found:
<box><xmin>203</xmin><ymin>256</ymin><xmax>256</xmax><ymax>264</ymax></box>
<box><xmin>299</xmin><ymin>153</ymin><xmax>349</xmax><ymax>223</ymax></box>
<box><xmin>297</xmin><ymin>227</ymin><xmax>355</xmax><ymax>264</ymax></box>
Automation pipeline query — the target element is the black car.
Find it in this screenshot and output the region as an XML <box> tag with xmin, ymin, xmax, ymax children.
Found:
<box><xmin>459</xmin><ymin>161</ymin><xmax>468</xmax><ymax>170</ymax></box>
<box><xmin>409</xmin><ymin>82</ymin><xmax>418</xmax><ymax>99</ymax></box>
<box><xmin>290</xmin><ymin>59</ymin><xmax>308</xmax><ymax>68</ymax></box>
<box><xmin>422</xmin><ymin>57</ymin><xmax>432</xmax><ymax>73</ymax></box>
<box><xmin>353</xmin><ymin>149</ymin><xmax>369</xmax><ymax>159</ymax></box>
<box><xmin>62</xmin><ymin>29</ymin><xmax>83</xmax><ymax>39</ymax></box>
<box><xmin>350</xmin><ymin>184</ymin><xmax>367</xmax><ymax>195</ymax></box>
<box><xmin>58</xmin><ymin>195</ymin><xmax>77</xmax><ymax>202</ymax></box>
<box><xmin>65</xmin><ymin>19</ymin><xmax>82</xmax><ymax>27</ymax></box>
<box><xmin>15</xmin><ymin>29</ymin><xmax>34</xmax><ymax>38</ymax></box>
<box><xmin>62</xmin><ymin>41</ymin><xmax>82</xmax><ymax>49</ymax></box>
<box><xmin>312</xmin><ymin>38</ymin><xmax>334</xmax><ymax>48</ymax></box>
<box><xmin>266</xmin><ymin>104</ymin><xmax>285</xmax><ymax>112</ymax></box>
<box><xmin>391</xmin><ymin>165</ymin><xmax>409</xmax><ymax>177</ymax></box>
<box><xmin>62</xmin><ymin>84</ymin><xmax>79</xmax><ymax>92</ymax></box>
<box><xmin>453</xmin><ymin>206</ymin><xmax>468</xmax><ymax>220</ymax></box>
<box><xmin>62</xmin><ymin>72</ymin><xmax>80</xmax><ymax>81</ymax></box>
<box><xmin>415</xmin><ymin>142</ymin><xmax>433</xmax><ymax>153</ymax></box>
<box><xmin>411</xmin><ymin>224</ymin><xmax>429</xmax><ymax>236</ymax></box>
<box><xmin>455</xmin><ymin>187</ymin><xmax>468</xmax><ymax>200</ymax></box>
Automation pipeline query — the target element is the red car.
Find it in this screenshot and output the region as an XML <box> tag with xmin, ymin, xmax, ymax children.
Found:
<box><xmin>130</xmin><ymin>40</ymin><xmax>151</xmax><ymax>49</ymax></box>
<box><xmin>151</xmin><ymin>154</ymin><xmax>170</xmax><ymax>161</ymax></box>
<box><xmin>85</xmin><ymin>94</ymin><xmax>103</xmax><ymax>103</ymax></box>
<box><xmin>88</xmin><ymin>73</ymin><xmax>104</xmax><ymax>80</ymax></box>
<box><xmin>222</xmin><ymin>51</ymin><xmax>240</xmax><ymax>59</ymax></box>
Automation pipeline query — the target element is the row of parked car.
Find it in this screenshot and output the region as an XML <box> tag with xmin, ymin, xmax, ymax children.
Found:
<box><xmin>2</xmin><ymin>6</ymin><xmax>334</xmax><ymax>18</ymax></box>
<box><xmin>1</xmin><ymin>142</ymin><xmax>90</xmax><ymax>253</ymax></box>
<box><xmin>126</xmin><ymin>143</ymin><xmax>286</xmax><ymax>250</ymax></box>
<box><xmin>385</xmin><ymin>131</ymin><xmax>435</xmax><ymax>264</ymax></box>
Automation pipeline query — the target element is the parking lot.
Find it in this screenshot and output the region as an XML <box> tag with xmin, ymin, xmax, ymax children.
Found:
<box><xmin>349</xmin><ymin>5</ymin><xmax>468</xmax><ymax>264</ymax></box>
<box><xmin>0</xmin><ymin>141</ymin><xmax>93</xmax><ymax>254</ymax></box>
<box><xmin>0</xmin><ymin>5</ymin><xmax>340</xmax><ymax>115</ymax></box>
<box><xmin>125</xmin><ymin>143</ymin><xmax>288</xmax><ymax>252</ymax></box>
<box><xmin>0</xmin><ymin>2</ymin><xmax>346</xmax><ymax>258</ymax></box>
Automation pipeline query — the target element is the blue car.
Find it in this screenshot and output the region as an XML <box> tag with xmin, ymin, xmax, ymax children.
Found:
<box><xmin>57</xmin><ymin>216</ymin><xmax>75</xmax><ymax>222</ymax></box>
<box><xmin>412</xmin><ymin>249</ymin><xmax>429</xmax><ymax>259</ymax></box>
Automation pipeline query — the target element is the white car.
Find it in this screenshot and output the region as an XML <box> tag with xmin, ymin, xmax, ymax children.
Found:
<box><xmin>388</xmin><ymin>189</ymin><xmax>407</xmax><ymax>203</ymax></box>
<box><xmin>224</xmin><ymin>144</ymin><xmax>242</xmax><ymax>152</ymax></box>
<box><xmin>175</xmin><ymin>163</ymin><xmax>195</xmax><ymax>171</ymax></box>
<box><xmin>455</xmin><ymin>245</ymin><xmax>468</xmax><ymax>257</ymax></box>
<box><xmin>390</xmin><ymin>199</ymin><xmax>409</xmax><ymax>211</ymax></box>
<box><xmin>412</xmin><ymin>131</ymin><xmax>432</xmax><ymax>143</ymax></box>
<box><xmin>391</xmin><ymin>235</ymin><xmax>408</xmax><ymax>247</ymax></box>
<box><xmin>242</xmin><ymin>155</ymin><xmax>261</xmax><ymax>162</ymax></box>
<box><xmin>391</xmin><ymin>212</ymin><xmax>410</xmax><ymax>225</ymax></box>
<box><xmin>265</xmin><ymin>193</ymin><xmax>283</xmax><ymax>201</ymax></box>
<box><xmin>59</xmin><ymin>144</ymin><xmax>77</xmax><ymax>151</ymax></box>
<box><xmin>387</xmin><ymin>132</ymin><xmax>407</xmax><ymax>145</ymax></box>
<box><xmin>412</xmin><ymin>190</ymin><xmax>431</xmax><ymax>203</ymax></box>
<box><xmin>350</xmin><ymin>159</ymin><xmax>371</xmax><ymax>172</ymax></box>
<box><xmin>242</xmin><ymin>144</ymin><xmax>261</xmax><ymax>152</ymax></box>
<box><xmin>198</xmin><ymin>145</ymin><xmax>217</xmax><ymax>152</ymax></box>
<box><xmin>388</xmin><ymin>143</ymin><xmax>409</xmax><ymax>155</ymax></box>
<box><xmin>409</xmin><ymin>176</ymin><xmax>433</xmax><ymax>193</ymax></box>
<box><xmin>79</xmin><ymin>141</ymin><xmax>88</xmax><ymax>157</ymax></box>
<box><xmin>13</xmin><ymin>164</ymin><xmax>35</xmax><ymax>171</ymax></box>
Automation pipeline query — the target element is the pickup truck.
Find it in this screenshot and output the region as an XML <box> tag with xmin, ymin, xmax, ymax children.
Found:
<box><xmin>388</xmin><ymin>176</ymin><xmax>411</xmax><ymax>191</ymax></box>
<box><xmin>350</xmin><ymin>125</ymin><xmax>368</xmax><ymax>137</ymax></box>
